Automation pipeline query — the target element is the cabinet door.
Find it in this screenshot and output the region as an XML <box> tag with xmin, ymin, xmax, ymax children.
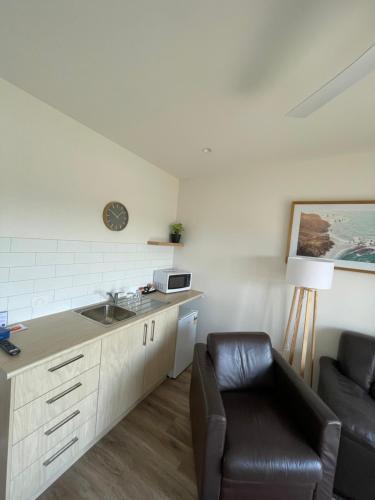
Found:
<box><xmin>143</xmin><ymin>308</ymin><xmax>178</xmax><ymax>393</ymax></box>
<box><xmin>143</xmin><ymin>312</ymin><xmax>166</xmax><ymax>394</ymax></box>
<box><xmin>96</xmin><ymin>322</ymin><xmax>146</xmax><ymax>435</ymax></box>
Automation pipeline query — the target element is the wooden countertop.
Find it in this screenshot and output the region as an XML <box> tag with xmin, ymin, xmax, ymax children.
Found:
<box><xmin>0</xmin><ymin>290</ymin><xmax>203</xmax><ymax>379</ymax></box>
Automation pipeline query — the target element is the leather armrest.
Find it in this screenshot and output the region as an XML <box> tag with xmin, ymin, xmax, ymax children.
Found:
<box><xmin>273</xmin><ymin>350</ymin><xmax>341</xmax><ymax>500</ymax></box>
<box><xmin>190</xmin><ymin>343</ymin><xmax>226</xmax><ymax>500</ymax></box>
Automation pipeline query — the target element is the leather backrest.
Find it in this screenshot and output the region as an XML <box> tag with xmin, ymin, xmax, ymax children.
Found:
<box><xmin>338</xmin><ymin>331</ymin><xmax>375</xmax><ymax>391</ymax></box>
<box><xmin>206</xmin><ymin>332</ymin><xmax>274</xmax><ymax>391</ymax></box>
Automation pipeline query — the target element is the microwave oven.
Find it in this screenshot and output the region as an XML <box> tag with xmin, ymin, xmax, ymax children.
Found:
<box><xmin>153</xmin><ymin>269</ymin><xmax>192</xmax><ymax>294</ymax></box>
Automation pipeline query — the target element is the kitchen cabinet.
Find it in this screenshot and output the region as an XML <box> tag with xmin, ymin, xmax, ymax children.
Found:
<box><xmin>96</xmin><ymin>307</ymin><xmax>178</xmax><ymax>436</ymax></box>
<box><xmin>1</xmin><ymin>340</ymin><xmax>101</xmax><ymax>500</ymax></box>
<box><xmin>143</xmin><ymin>312</ymin><xmax>166</xmax><ymax>393</ymax></box>
<box><xmin>143</xmin><ymin>307</ymin><xmax>178</xmax><ymax>394</ymax></box>
<box><xmin>96</xmin><ymin>321</ymin><xmax>146</xmax><ymax>435</ymax></box>
<box><xmin>0</xmin><ymin>290</ymin><xmax>201</xmax><ymax>500</ymax></box>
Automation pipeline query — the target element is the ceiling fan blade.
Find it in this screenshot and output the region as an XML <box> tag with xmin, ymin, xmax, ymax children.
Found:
<box><xmin>287</xmin><ymin>42</ymin><xmax>375</xmax><ymax>118</ymax></box>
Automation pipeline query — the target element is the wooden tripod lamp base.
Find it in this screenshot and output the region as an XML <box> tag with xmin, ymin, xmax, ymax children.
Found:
<box><xmin>282</xmin><ymin>287</ymin><xmax>318</xmax><ymax>385</ymax></box>
<box><xmin>282</xmin><ymin>257</ymin><xmax>335</xmax><ymax>386</ymax></box>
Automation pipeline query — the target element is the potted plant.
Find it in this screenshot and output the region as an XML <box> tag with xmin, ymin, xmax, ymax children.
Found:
<box><xmin>170</xmin><ymin>222</ymin><xmax>184</xmax><ymax>243</ymax></box>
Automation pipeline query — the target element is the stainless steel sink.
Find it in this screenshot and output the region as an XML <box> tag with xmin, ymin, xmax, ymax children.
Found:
<box><xmin>76</xmin><ymin>304</ymin><xmax>136</xmax><ymax>325</ymax></box>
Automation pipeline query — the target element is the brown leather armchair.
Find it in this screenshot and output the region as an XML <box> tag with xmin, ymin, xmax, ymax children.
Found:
<box><xmin>319</xmin><ymin>331</ymin><xmax>375</xmax><ymax>500</ymax></box>
<box><xmin>190</xmin><ymin>332</ymin><xmax>341</xmax><ymax>500</ymax></box>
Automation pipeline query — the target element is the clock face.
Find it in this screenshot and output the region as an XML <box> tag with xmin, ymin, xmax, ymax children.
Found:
<box><xmin>103</xmin><ymin>202</ymin><xmax>129</xmax><ymax>231</ymax></box>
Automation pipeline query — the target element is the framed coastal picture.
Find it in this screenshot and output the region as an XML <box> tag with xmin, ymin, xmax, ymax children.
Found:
<box><xmin>286</xmin><ymin>201</ymin><xmax>375</xmax><ymax>274</ymax></box>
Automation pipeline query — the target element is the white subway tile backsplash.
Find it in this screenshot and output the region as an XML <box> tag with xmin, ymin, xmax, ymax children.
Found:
<box><xmin>131</xmin><ymin>253</ymin><xmax>147</xmax><ymax>262</ymax></box>
<box><xmin>71</xmin><ymin>294</ymin><xmax>104</xmax><ymax>309</ymax></box>
<box><xmin>9</xmin><ymin>265</ymin><xmax>55</xmax><ymax>282</ymax></box>
<box><xmin>55</xmin><ymin>285</ymin><xmax>88</xmax><ymax>301</ymax></box>
<box><xmin>32</xmin><ymin>300</ymin><xmax>72</xmax><ymax>319</ymax></box>
<box><xmin>56</xmin><ymin>263</ymin><xmax>90</xmax><ymax>277</ymax></box>
<box><xmin>90</xmin><ymin>242</ymin><xmax>136</xmax><ymax>253</ymax></box>
<box><xmin>58</xmin><ymin>240</ymin><xmax>91</xmax><ymax>252</ymax></box>
<box><xmin>8</xmin><ymin>307</ymin><xmax>32</xmax><ymax>324</ymax></box>
<box><xmin>103</xmin><ymin>253</ymin><xmax>130</xmax><ymax>263</ymax></box>
<box><xmin>11</xmin><ymin>238</ymin><xmax>57</xmax><ymax>252</ymax></box>
<box><xmin>0</xmin><ymin>268</ymin><xmax>9</xmax><ymax>282</ymax></box>
<box><xmin>89</xmin><ymin>262</ymin><xmax>117</xmax><ymax>273</ymax></box>
<box><xmin>115</xmin><ymin>262</ymin><xmax>133</xmax><ymax>271</ymax></box>
<box><xmin>102</xmin><ymin>271</ymin><xmax>126</xmax><ymax>282</ymax></box>
<box><xmin>0</xmin><ymin>298</ymin><xmax>8</xmax><ymax>310</ymax></box>
<box><xmin>0</xmin><ymin>253</ymin><xmax>35</xmax><ymax>267</ymax></box>
<box><xmin>8</xmin><ymin>291</ymin><xmax>54</xmax><ymax>311</ymax></box>
<box><xmin>0</xmin><ymin>238</ymin><xmax>173</xmax><ymax>323</ymax></box>
<box><xmin>0</xmin><ymin>238</ymin><xmax>11</xmax><ymax>252</ymax></box>
<box><xmin>0</xmin><ymin>280</ymin><xmax>34</xmax><ymax>298</ymax></box>
<box><xmin>72</xmin><ymin>273</ymin><xmax>102</xmax><ymax>286</ymax></box>
<box><xmin>98</xmin><ymin>281</ymin><xmax>126</xmax><ymax>293</ymax></box>
<box><xmin>8</xmin><ymin>293</ymin><xmax>34</xmax><ymax>311</ymax></box>
<box><xmin>126</xmin><ymin>269</ymin><xmax>140</xmax><ymax>278</ymax></box>
<box><xmin>89</xmin><ymin>242</ymin><xmax>118</xmax><ymax>253</ymax></box>
<box><xmin>36</xmin><ymin>253</ymin><xmax>75</xmax><ymax>265</ymax></box>
<box><xmin>35</xmin><ymin>276</ymin><xmax>73</xmax><ymax>291</ymax></box>
<box><xmin>74</xmin><ymin>253</ymin><xmax>103</xmax><ymax>264</ymax></box>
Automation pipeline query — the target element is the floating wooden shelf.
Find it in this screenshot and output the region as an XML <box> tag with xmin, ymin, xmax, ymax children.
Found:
<box><xmin>147</xmin><ymin>240</ymin><xmax>184</xmax><ymax>247</ymax></box>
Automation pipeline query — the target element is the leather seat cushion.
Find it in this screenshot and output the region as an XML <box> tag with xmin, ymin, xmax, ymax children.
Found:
<box><xmin>221</xmin><ymin>391</ymin><xmax>322</xmax><ymax>484</ymax></box>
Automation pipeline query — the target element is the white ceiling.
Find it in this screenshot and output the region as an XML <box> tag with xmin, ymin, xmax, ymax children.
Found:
<box><xmin>1</xmin><ymin>0</ymin><xmax>375</xmax><ymax>179</ymax></box>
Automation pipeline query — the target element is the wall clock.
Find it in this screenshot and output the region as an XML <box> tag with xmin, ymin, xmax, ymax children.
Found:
<box><xmin>103</xmin><ymin>201</ymin><xmax>129</xmax><ymax>231</ymax></box>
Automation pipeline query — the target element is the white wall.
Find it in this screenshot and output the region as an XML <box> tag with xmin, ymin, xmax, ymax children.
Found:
<box><xmin>0</xmin><ymin>79</ymin><xmax>178</xmax><ymax>322</ymax></box>
<box><xmin>175</xmin><ymin>152</ymin><xmax>375</xmax><ymax>381</ymax></box>
<box><xmin>0</xmin><ymin>78</ymin><xmax>178</xmax><ymax>242</ymax></box>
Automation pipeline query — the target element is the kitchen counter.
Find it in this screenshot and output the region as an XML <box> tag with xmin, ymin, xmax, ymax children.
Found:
<box><xmin>0</xmin><ymin>290</ymin><xmax>203</xmax><ymax>379</ymax></box>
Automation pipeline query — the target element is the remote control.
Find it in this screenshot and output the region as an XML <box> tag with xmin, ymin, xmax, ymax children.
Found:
<box><xmin>0</xmin><ymin>339</ymin><xmax>21</xmax><ymax>356</ymax></box>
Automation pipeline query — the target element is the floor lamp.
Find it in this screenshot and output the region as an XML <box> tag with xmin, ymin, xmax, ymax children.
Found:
<box><xmin>282</xmin><ymin>257</ymin><xmax>334</xmax><ymax>385</ymax></box>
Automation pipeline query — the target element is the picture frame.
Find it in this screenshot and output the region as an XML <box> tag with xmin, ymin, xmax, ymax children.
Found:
<box><xmin>286</xmin><ymin>201</ymin><xmax>375</xmax><ymax>274</ymax></box>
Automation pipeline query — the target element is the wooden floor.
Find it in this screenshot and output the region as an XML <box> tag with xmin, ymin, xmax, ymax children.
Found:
<box><xmin>40</xmin><ymin>369</ymin><xmax>197</xmax><ymax>500</ymax></box>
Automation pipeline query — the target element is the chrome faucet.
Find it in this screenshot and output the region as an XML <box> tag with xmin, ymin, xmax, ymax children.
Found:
<box><xmin>107</xmin><ymin>291</ymin><xmax>123</xmax><ymax>305</ymax></box>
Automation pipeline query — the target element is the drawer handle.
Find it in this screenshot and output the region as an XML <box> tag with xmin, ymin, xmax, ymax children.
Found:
<box><xmin>44</xmin><ymin>410</ymin><xmax>81</xmax><ymax>436</ymax></box>
<box><xmin>46</xmin><ymin>382</ymin><xmax>82</xmax><ymax>405</ymax></box>
<box><xmin>48</xmin><ymin>354</ymin><xmax>84</xmax><ymax>372</ymax></box>
<box><xmin>143</xmin><ymin>323</ymin><xmax>148</xmax><ymax>346</ymax></box>
<box><xmin>43</xmin><ymin>436</ymin><xmax>79</xmax><ymax>467</ymax></box>
<box><xmin>150</xmin><ymin>320</ymin><xmax>155</xmax><ymax>342</ymax></box>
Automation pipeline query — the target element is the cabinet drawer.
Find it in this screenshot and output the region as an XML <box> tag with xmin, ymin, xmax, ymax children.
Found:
<box><xmin>10</xmin><ymin>417</ymin><xmax>96</xmax><ymax>500</ymax></box>
<box><xmin>11</xmin><ymin>390</ymin><xmax>98</xmax><ymax>479</ymax></box>
<box><xmin>12</xmin><ymin>365</ymin><xmax>99</xmax><ymax>444</ymax></box>
<box><xmin>14</xmin><ymin>341</ymin><xmax>101</xmax><ymax>409</ymax></box>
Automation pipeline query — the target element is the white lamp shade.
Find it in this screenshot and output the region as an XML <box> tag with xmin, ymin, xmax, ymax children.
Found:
<box><xmin>286</xmin><ymin>257</ymin><xmax>334</xmax><ymax>290</ymax></box>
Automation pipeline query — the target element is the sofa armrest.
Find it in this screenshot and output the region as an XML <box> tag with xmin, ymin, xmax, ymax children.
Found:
<box><xmin>190</xmin><ymin>343</ymin><xmax>226</xmax><ymax>500</ymax></box>
<box><xmin>273</xmin><ymin>350</ymin><xmax>341</xmax><ymax>500</ymax></box>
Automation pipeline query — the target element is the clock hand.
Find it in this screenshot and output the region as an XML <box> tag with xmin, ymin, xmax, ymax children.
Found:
<box><xmin>109</xmin><ymin>208</ymin><xmax>119</xmax><ymax>219</ymax></box>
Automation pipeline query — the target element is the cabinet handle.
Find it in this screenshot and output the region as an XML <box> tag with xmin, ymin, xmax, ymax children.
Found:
<box><xmin>150</xmin><ymin>320</ymin><xmax>155</xmax><ymax>342</ymax></box>
<box><xmin>143</xmin><ymin>323</ymin><xmax>148</xmax><ymax>346</ymax></box>
<box><xmin>44</xmin><ymin>410</ymin><xmax>80</xmax><ymax>436</ymax></box>
<box><xmin>43</xmin><ymin>437</ymin><xmax>79</xmax><ymax>466</ymax></box>
<box><xmin>46</xmin><ymin>382</ymin><xmax>82</xmax><ymax>405</ymax></box>
<box><xmin>48</xmin><ymin>354</ymin><xmax>84</xmax><ymax>372</ymax></box>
